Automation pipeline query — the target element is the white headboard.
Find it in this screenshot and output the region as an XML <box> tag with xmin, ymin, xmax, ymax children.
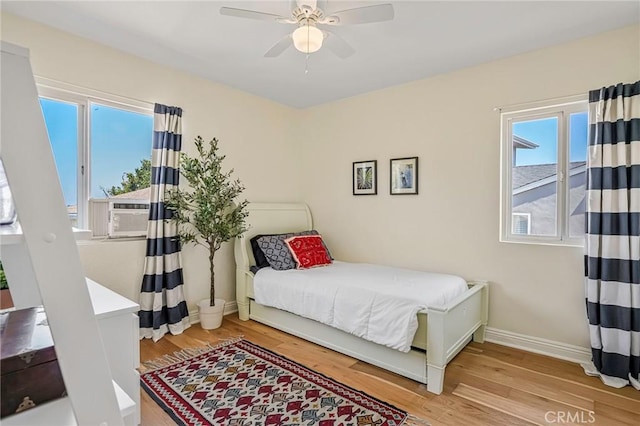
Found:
<box><xmin>234</xmin><ymin>203</ymin><xmax>313</xmax><ymax>272</ymax></box>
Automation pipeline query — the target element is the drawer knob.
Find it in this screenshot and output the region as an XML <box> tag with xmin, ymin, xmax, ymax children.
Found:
<box><xmin>15</xmin><ymin>396</ymin><xmax>36</xmax><ymax>413</ymax></box>
<box><xmin>18</xmin><ymin>351</ymin><xmax>35</xmax><ymax>364</ymax></box>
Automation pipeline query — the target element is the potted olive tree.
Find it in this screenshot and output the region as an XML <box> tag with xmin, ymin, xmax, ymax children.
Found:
<box><xmin>165</xmin><ymin>136</ymin><xmax>249</xmax><ymax>330</ymax></box>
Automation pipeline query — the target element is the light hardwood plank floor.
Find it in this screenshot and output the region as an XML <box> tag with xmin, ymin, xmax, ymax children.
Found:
<box><xmin>140</xmin><ymin>314</ymin><xmax>639</xmax><ymax>425</ymax></box>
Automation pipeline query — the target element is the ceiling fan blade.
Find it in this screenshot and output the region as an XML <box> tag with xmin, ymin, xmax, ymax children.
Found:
<box><xmin>323</xmin><ymin>4</ymin><xmax>394</xmax><ymax>25</ymax></box>
<box><xmin>323</xmin><ymin>30</ymin><xmax>355</xmax><ymax>59</ymax></box>
<box><xmin>315</xmin><ymin>0</ymin><xmax>328</xmax><ymax>11</ymax></box>
<box><xmin>296</xmin><ymin>0</ymin><xmax>317</xmax><ymax>9</ymax></box>
<box><xmin>264</xmin><ymin>35</ymin><xmax>293</xmax><ymax>57</ymax></box>
<box><xmin>220</xmin><ymin>7</ymin><xmax>287</xmax><ymax>22</ymax></box>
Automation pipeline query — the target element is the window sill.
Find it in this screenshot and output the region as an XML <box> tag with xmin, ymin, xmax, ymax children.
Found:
<box><xmin>77</xmin><ymin>236</ymin><xmax>146</xmax><ymax>245</ymax></box>
<box><xmin>499</xmin><ymin>237</ymin><xmax>584</xmax><ymax>248</ymax></box>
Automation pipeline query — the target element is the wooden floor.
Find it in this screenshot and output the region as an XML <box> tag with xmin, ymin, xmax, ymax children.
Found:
<box><xmin>140</xmin><ymin>314</ymin><xmax>640</xmax><ymax>425</ymax></box>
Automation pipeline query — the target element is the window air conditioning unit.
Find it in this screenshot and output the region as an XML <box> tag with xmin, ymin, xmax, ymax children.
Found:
<box><xmin>89</xmin><ymin>198</ymin><xmax>149</xmax><ymax>238</ymax></box>
<box><xmin>108</xmin><ymin>199</ymin><xmax>149</xmax><ymax>238</ymax></box>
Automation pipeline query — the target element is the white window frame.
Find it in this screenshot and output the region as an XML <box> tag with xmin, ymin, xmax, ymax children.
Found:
<box><xmin>499</xmin><ymin>95</ymin><xmax>588</xmax><ymax>246</ymax></box>
<box><xmin>36</xmin><ymin>77</ymin><xmax>153</xmax><ymax>230</ymax></box>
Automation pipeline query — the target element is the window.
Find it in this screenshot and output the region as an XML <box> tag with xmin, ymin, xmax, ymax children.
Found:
<box><xmin>512</xmin><ymin>213</ymin><xmax>531</xmax><ymax>235</ymax></box>
<box><xmin>500</xmin><ymin>96</ymin><xmax>588</xmax><ymax>245</ymax></box>
<box><xmin>37</xmin><ymin>80</ymin><xmax>153</xmax><ymax>230</ymax></box>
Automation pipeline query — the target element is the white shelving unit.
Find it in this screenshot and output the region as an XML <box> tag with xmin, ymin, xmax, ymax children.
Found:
<box><xmin>0</xmin><ymin>42</ymin><xmax>140</xmax><ymax>425</ymax></box>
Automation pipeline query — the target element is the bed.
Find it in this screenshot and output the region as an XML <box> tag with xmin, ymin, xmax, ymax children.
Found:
<box><xmin>234</xmin><ymin>203</ymin><xmax>489</xmax><ymax>394</ymax></box>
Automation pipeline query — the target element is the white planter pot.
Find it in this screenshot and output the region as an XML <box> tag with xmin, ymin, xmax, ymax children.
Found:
<box><xmin>198</xmin><ymin>298</ymin><xmax>225</xmax><ymax>330</ymax></box>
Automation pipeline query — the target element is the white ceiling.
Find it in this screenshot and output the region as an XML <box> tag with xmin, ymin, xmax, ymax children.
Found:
<box><xmin>3</xmin><ymin>1</ymin><xmax>639</xmax><ymax>108</ymax></box>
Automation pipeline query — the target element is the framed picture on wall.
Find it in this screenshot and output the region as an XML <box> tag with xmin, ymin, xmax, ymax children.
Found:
<box><xmin>352</xmin><ymin>160</ymin><xmax>377</xmax><ymax>195</ymax></box>
<box><xmin>390</xmin><ymin>157</ymin><xmax>418</xmax><ymax>195</ymax></box>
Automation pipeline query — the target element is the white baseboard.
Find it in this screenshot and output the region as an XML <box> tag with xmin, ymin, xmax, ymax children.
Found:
<box><xmin>189</xmin><ymin>300</ymin><xmax>238</xmax><ymax>325</ymax></box>
<box><xmin>484</xmin><ymin>327</ymin><xmax>592</xmax><ymax>365</ymax></box>
<box><xmin>224</xmin><ymin>301</ymin><xmax>238</xmax><ymax>315</ymax></box>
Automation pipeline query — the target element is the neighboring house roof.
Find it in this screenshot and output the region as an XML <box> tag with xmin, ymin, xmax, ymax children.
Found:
<box><xmin>111</xmin><ymin>187</ymin><xmax>151</xmax><ymax>200</ymax></box>
<box><xmin>513</xmin><ymin>161</ymin><xmax>586</xmax><ymax>189</ymax></box>
<box><xmin>513</xmin><ymin>135</ymin><xmax>539</xmax><ymax>150</ymax></box>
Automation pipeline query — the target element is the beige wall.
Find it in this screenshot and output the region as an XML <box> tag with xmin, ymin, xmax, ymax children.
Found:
<box><xmin>3</xmin><ymin>10</ymin><xmax>639</xmax><ymax>349</ymax></box>
<box><xmin>1</xmin><ymin>13</ymin><xmax>303</xmax><ymax>310</ymax></box>
<box><xmin>297</xmin><ymin>25</ymin><xmax>640</xmax><ymax>348</ymax></box>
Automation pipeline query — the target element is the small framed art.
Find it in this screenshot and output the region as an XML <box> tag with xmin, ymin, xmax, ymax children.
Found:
<box><xmin>352</xmin><ymin>160</ymin><xmax>377</xmax><ymax>195</ymax></box>
<box><xmin>390</xmin><ymin>157</ymin><xmax>418</xmax><ymax>195</ymax></box>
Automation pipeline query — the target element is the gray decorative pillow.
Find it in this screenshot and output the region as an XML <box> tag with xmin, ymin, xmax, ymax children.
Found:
<box><xmin>257</xmin><ymin>231</ymin><xmax>318</xmax><ymax>271</ymax></box>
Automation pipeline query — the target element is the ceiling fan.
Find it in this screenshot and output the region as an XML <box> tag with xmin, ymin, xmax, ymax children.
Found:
<box><xmin>220</xmin><ymin>0</ymin><xmax>394</xmax><ymax>58</ymax></box>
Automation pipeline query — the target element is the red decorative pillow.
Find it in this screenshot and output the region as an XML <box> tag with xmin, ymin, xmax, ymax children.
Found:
<box><xmin>284</xmin><ymin>235</ymin><xmax>332</xmax><ymax>269</ymax></box>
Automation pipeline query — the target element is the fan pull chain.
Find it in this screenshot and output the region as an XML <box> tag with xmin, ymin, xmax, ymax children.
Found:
<box><xmin>305</xmin><ymin>22</ymin><xmax>310</xmax><ymax>74</ymax></box>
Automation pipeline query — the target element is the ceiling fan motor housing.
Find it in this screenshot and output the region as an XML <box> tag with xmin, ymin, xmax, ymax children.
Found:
<box><xmin>292</xmin><ymin>5</ymin><xmax>324</xmax><ymax>24</ymax></box>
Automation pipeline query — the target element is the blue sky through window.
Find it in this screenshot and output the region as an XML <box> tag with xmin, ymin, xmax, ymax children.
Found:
<box><xmin>513</xmin><ymin>112</ymin><xmax>587</xmax><ymax>166</ymax></box>
<box><xmin>40</xmin><ymin>99</ymin><xmax>152</xmax><ymax>207</ymax></box>
<box><xmin>90</xmin><ymin>104</ymin><xmax>152</xmax><ymax>198</ymax></box>
<box><xmin>40</xmin><ymin>98</ymin><xmax>78</xmax><ymax>206</ymax></box>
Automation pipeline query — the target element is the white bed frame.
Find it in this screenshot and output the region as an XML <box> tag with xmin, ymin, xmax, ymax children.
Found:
<box><xmin>234</xmin><ymin>203</ymin><xmax>488</xmax><ymax>394</ymax></box>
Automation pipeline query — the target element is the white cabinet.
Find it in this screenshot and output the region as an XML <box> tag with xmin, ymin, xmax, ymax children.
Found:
<box><xmin>89</xmin><ymin>279</ymin><xmax>141</xmax><ymax>426</ymax></box>
<box><xmin>0</xmin><ymin>41</ymin><xmax>140</xmax><ymax>425</ymax></box>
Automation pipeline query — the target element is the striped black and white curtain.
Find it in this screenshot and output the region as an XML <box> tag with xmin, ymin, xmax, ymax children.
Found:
<box><xmin>584</xmin><ymin>81</ymin><xmax>639</xmax><ymax>390</ymax></box>
<box><xmin>139</xmin><ymin>104</ymin><xmax>190</xmax><ymax>342</ymax></box>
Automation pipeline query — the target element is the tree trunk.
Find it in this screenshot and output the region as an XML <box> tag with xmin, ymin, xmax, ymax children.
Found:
<box><xmin>209</xmin><ymin>245</ymin><xmax>215</xmax><ymax>307</ymax></box>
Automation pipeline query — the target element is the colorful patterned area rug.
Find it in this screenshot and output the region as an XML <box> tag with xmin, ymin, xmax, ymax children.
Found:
<box><xmin>141</xmin><ymin>338</ymin><xmax>429</xmax><ymax>426</ymax></box>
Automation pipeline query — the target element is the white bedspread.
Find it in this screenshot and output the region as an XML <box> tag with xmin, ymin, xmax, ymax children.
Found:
<box><xmin>253</xmin><ymin>261</ymin><xmax>467</xmax><ymax>352</ymax></box>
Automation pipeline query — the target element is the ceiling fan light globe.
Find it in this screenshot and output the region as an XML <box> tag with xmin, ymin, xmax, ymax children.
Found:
<box><xmin>292</xmin><ymin>25</ymin><xmax>323</xmax><ymax>53</ymax></box>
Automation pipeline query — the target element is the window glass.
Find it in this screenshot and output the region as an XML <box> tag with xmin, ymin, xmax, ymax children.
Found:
<box><xmin>501</xmin><ymin>99</ymin><xmax>588</xmax><ymax>245</ymax></box>
<box><xmin>39</xmin><ymin>88</ymin><xmax>153</xmax><ymax>232</ymax></box>
<box><xmin>511</xmin><ymin>117</ymin><xmax>558</xmax><ymax>237</ymax></box>
<box><xmin>90</xmin><ymin>103</ymin><xmax>153</xmax><ymax>200</ymax></box>
<box><xmin>569</xmin><ymin>112</ymin><xmax>588</xmax><ymax>238</ymax></box>
<box><xmin>40</xmin><ymin>98</ymin><xmax>79</xmax><ymax>225</ymax></box>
